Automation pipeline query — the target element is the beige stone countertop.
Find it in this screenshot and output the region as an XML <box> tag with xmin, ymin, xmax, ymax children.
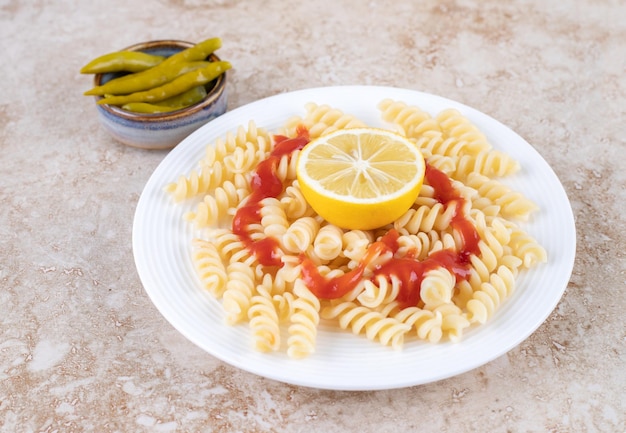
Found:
<box><xmin>1</xmin><ymin>1</ymin><xmax>625</xmax><ymax>432</ymax></box>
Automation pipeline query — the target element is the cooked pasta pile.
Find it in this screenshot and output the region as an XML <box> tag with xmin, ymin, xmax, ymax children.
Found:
<box><xmin>164</xmin><ymin>100</ymin><xmax>547</xmax><ymax>358</ymax></box>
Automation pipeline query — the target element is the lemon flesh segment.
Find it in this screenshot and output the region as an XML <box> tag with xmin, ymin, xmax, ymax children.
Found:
<box><xmin>296</xmin><ymin>128</ymin><xmax>426</xmax><ymax>230</ymax></box>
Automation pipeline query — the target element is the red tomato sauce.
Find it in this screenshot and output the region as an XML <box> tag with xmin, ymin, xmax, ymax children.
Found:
<box><xmin>231</xmin><ymin>125</ymin><xmax>310</xmax><ymax>267</ymax></box>
<box><xmin>232</xmin><ymin>127</ymin><xmax>481</xmax><ymax>309</ymax></box>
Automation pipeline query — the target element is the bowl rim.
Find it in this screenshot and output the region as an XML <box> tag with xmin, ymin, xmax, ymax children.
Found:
<box><xmin>93</xmin><ymin>39</ymin><xmax>227</xmax><ymax>123</ymax></box>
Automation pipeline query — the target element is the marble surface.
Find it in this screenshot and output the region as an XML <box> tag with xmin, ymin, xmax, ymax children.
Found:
<box><xmin>1</xmin><ymin>1</ymin><xmax>625</xmax><ymax>432</ymax></box>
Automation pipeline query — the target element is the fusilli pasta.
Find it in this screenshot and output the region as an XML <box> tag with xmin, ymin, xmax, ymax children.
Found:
<box><xmin>167</xmin><ymin>99</ymin><xmax>547</xmax><ymax>358</ymax></box>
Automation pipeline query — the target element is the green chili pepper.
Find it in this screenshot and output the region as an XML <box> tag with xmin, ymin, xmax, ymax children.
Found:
<box><xmin>84</xmin><ymin>61</ymin><xmax>210</xmax><ymax>96</ymax></box>
<box><xmin>158</xmin><ymin>85</ymin><xmax>207</xmax><ymax>107</ymax></box>
<box><xmin>163</xmin><ymin>37</ymin><xmax>222</xmax><ymax>64</ymax></box>
<box><xmin>97</xmin><ymin>61</ymin><xmax>231</xmax><ymax>106</ymax></box>
<box><xmin>80</xmin><ymin>51</ymin><xmax>165</xmax><ymax>74</ymax></box>
<box><xmin>120</xmin><ymin>86</ymin><xmax>208</xmax><ymax>113</ymax></box>
<box><xmin>120</xmin><ymin>102</ymin><xmax>180</xmax><ymax>113</ymax></box>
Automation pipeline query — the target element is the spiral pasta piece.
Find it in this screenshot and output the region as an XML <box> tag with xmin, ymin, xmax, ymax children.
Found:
<box><xmin>393</xmin><ymin>306</ymin><xmax>443</xmax><ymax>343</ymax></box>
<box><xmin>272</xmin><ymin>291</ymin><xmax>296</xmax><ymax>323</ymax></box>
<box><xmin>191</xmin><ymin>239</ymin><xmax>228</xmax><ymax>297</ymax></box>
<box><xmin>222</xmin><ymin>262</ymin><xmax>261</xmax><ymax>325</ymax></box>
<box><xmin>420</xmin><ymin>266</ymin><xmax>456</xmax><ymax>309</ymax></box>
<box><xmin>395</xmin><ymin>232</ymin><xmax>438</xmax><ymax>260</ymax></box>
<box><xmin>248</xmin><ymin>285</ymin><xmax>281</xmax><ymax>352</ymax></box>
<box><xmin>287</xmin><ymin>280</ymin><xmax>321</xmax><ymax>359</ymax></box>
<box><xmin>472</xmin><ymin>212</ymin><xmax>511</xmax><ymax>245</ymax></box>
<box><xmin>255</xmin><ymin>255</ymin><xmax>299</xmax><ymax>293</ymax></box>
<box><xmin>164</xmin><ymin>162</ymin><xmax>227</xmax><ymax>202</ymax></box>
<box><xmin>470</xmin><ymin>212</ymin><xmax>525</xmax><ymax>273</ymax></box>
<box><xmin>341</xmin><ymin>229</ymin><xmax>373</xmax><ymax>257</ymax></box>
<box><xmin>435</xmin><ymin>108</ymin><xmax>491</xmax><ymax>154</ymax></box>
<box><xmin>466</xmin><ymin>265</ymin><xmax>516</xmax><ymax>324</ymax></box>
<box><xmin>184</xmin><ymin>181</ymin><xmax>249</xmax><ymax>227</ymax></box>
<box><xmin>426</xmin><ymin>232</ymin><xmax>461</xmax><ymax>256</ymax></box>
<box><xmin>357</xmin><ymin>274</ymin><xmax>402</xmax><ymax>308</ymax></box>
<box><xmin>476</xmin><ymin>240</ymin><xmax>500</xmax><ymax>274</ymax></box>
<box><xmin>260</xmin><ymin>197</ymin><xmax>290</xmax><ymax>238</ymax></box>
<box><xmin>432</xmin><ymin>303</ymin><xmax>471</xmax><ymax>343</ymax></box>
<box><xmin>378</xmin><ymin>99</ymin><xmax>441</xmax><ymax>137</ymax></box>
<box><xmin>415</xmin><ymin>130</ymin><xmax>479</xmax><ymax>160</ymax></box>
<box><xmin>394</xmin><ymin>202</ymin><xmax>457</xmax><ymax>235</ymax></box>
<box><xmin>322</xmin><ymin>301</ymin><xmax>410</xmax><ymax>349</ymax></box>
<box><xmin>274</xmin><ymin>150</ymin><xmax>300</xmax><ymax>183</ymax></box>
<box><xmin>211</xmin><ymin>228</ymin><xmax>258</xmax><ymax>266</ymax></box>
<box><xmin>202</xmin><ymin>121</ymin><xmax>272</xmax><ymax>167</ymax></box>
<box><xmin>255</xmin><ymin>268</ymin><xmax>299</xmax><ymax>323</ymax></box>
<box><xmin>282</xmin><ymin>216</ymin><xmax>320</xmax><ymax>253</ymax></box>
<box><xmin>280</xmin><ymin>180</ymin><xmax>314</xmax><ymax>220</ymax></box>
<box><xmin>223</xmin><ymin>137</ymin><xmax>270</xmax><ymax>175</ymax></box>
<box><xmin>416</xmin><ymin>182</ymin><xmax>437</xmax><ymax>198</ymax></box>
<box><xmin>290</xmin><ymin>103</ymin><xmax>367</xmax><ymax>139</ymax></box>
<box><xmin>425</xmin><ymin>153</ymin><xmax>457</xmax><ymax>175</ymax></box>
<box><xmin>453</xmin><ymin>150</ymin><xmax>520</xmax><ymax>181</ymax></box>
<box><xmin>452</xmin><ymin>280</ymin><xmax>474</xmax><ymax>310</ymax></box>
<box><xmin>313</xmin><ymin>224</ymin><xmax>344</xmax><ymax>262</ymax></box>
<box><xmin>507</xmin><ymin>226</ymin><xmax>548</xmax><ymax>268</ymax></box>
<box><xmin>465</xmin><ymin>172</ymin><xmax>538</xmax><ymax>220</ymax></box>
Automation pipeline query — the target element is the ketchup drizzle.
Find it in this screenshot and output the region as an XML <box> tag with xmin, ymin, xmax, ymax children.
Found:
<box><xmin>231</xmin><ymin>125</ymin><xmax>309</xmax><ymax>267</ymax></box>
<box><xmin>425</xmin><ymin>164</ymin><xmax>480</xmax><ymax>261</ymax></box>
<box><xmin>300</xmin><ymin>242</ymin><xmax>389</xmax><ymax>299</ymax></box>
<box><xmin>233</xmin><ymin>127</ymin><xmax>482</xmax><ymax>309</ymax></box>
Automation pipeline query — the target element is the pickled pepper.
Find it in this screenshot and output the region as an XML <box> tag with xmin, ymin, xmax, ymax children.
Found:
<box><xmin>97</xmin><ymin>61</ymin><xmax>231</xmax><ymax>106</ymax></box>
<box><xmin>120</xmin><ymin>86</ymin><xmax>208</xmax><ymax>113</ymax></box>
<box><xmin>80</xmin><ymin>51</ymin><xmax>165</xmax><ymax>74</ymax></box>
<box><xmin>84</xmin><ymin>61</ymin><xmax>211</xmax><ymax>96</ymax></box>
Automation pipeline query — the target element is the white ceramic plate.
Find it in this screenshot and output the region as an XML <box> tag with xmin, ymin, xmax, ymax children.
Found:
<box><xmin>132</xmin><ymin>86</ymin><xmax>576</xmax><ymax>391</ymax></box>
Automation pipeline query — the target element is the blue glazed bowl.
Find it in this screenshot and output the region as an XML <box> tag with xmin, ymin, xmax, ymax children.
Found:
<box><xmin>92</xmin><ymin>40</ymin><xmax>228</xmax><ymax>150</ymax></box>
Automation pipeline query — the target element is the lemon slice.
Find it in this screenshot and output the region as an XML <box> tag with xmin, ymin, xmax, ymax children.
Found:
<box><xmin>296</xmin><ymin>127</ymin><xmax>426</xmax><ymax>230</ymax></box>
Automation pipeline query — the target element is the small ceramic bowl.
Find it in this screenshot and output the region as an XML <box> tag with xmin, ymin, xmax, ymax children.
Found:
<box><xmin>92</xmin><ymin>40</ymin><xmax>228</xmax><ymax>150</ymax></box>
